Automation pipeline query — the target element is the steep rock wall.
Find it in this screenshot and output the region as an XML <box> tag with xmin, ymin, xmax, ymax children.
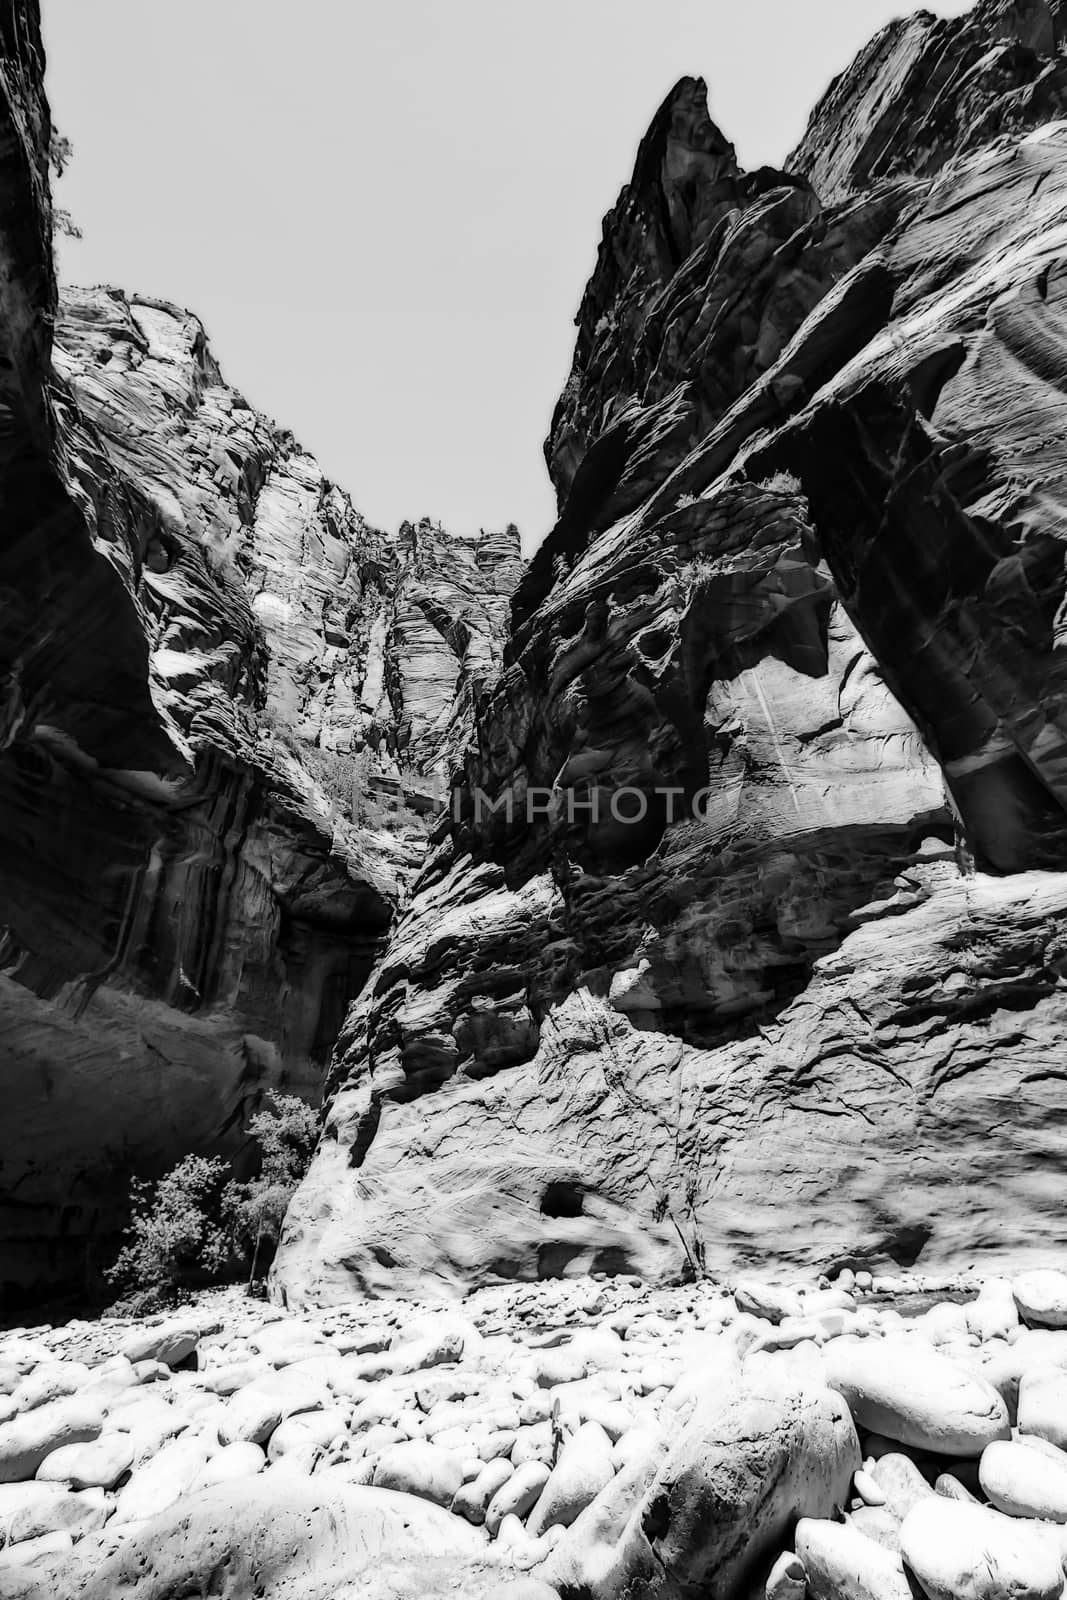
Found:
<box><xmin>277</xmin><ymin>0</ymin><xmax>1067</xmax><ymax>1303</ymax></box>
<box><xmin>0</xmin><ymin>6</ymin><xmax>520</xmax><ymax>1306</ymax></box>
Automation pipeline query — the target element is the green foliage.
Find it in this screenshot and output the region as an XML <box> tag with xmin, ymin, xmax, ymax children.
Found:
<box><xmin>105</xmin><ymin>1155</ymin><xmax>230</xmax><ymax>1311</ymax></box>
<box><xmin>106</xmin><ymin>1094</ymin><xmax>320</xmax><ymax>1307</ymax></box>
<box><xmin>222</xmin><ymin>1092</ymin><xmax>319</xmax><ymax>1285</ymax></box>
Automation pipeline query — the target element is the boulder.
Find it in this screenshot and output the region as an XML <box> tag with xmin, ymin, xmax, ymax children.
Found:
<box><xmin>526</xmin><ymin>1422</ymin><xmax>615</xmax><ymax>1536</ymax></box>
<box><xmin>0</xmin><ymin>1481</ymin><xmax>108</xmax><ymax>1545</ymax></box>
<box><xmin>796</xmin><ymin>1516</ymin><xmax>915</xmax><ymax>1599</ymax></box>
<box><xmin>485</xmin><ymin>1461</ymin><xmax>552</xmax><ymax>1536</ymax></box>
<box><xmin>544</xmin><ymin>1379</ymin><xmax>858</xmax><ymax>1598</ymax></box>
<box><xmin>120</xmin><ymin>1324</ymin><xmax>198</xmax><ymax>1369</ymax></box>
<box><xmin>55</xmin><ymin>1478</ymin><xmax>488</xmax><ymax>1597</ymax></box>
<box><xmin>900</xmin><ymin>1497</ymin><xmax>1063</xmax><ymax>1600</ymax></box>
<box><xmin>1017</xmin><ymin>1370</ymin><xmax>1067</xmax><ymax>1450</ymax></box>
<box><xmin>113</xmin><ymin>1434</ymin><xmax>213</xmax><ymax>1525</ymax></box>
<box><xmin>11</xmin><ymin>1365</ymin><xmax>89</xmax><ymax>1415</ymax></box>
<box><xmin>734</xmin><ymin>1283</ymin><xmax>804</xmax><ymax>1325</ymax></box>
<box><xmin>452</xmin><ymin>1458</ymin><xmax>514</xmax><ymax>1525</ymax></box>
<box><xmin>192</xmin><ymin>1442</ymin><xmax>266</xmax><ymax>1488</ymax></box>
<box><xmin>218</xmin><ymin>1375</ymin><xmax>324</xmax><ymax>1447</ymax></box>
<box><xmin>264</xmin><ymin>1407</ymin><xmax>349</xmax><ymax>1463</ymax></box>
<box><xmin>35</xmin><ymin>1435</ymin><xmax>133</xmax><ymax>1491</ymax></box>
<box><xmin>1012</xmin><ymin>1273</ymin><xmax>1067</xmax><ymax>1330</ymax></box>
<box><xmin>371</xmin><ymin>1442</ymin><xmax>464</xmax><ymax>1508</ymax></box>
<box><xmin>0</xmin><ymin>1401</ymin><xmax>104</xmax><ymax>1485</ymax></box>
<box><xmin>979</xmin><ymin>1439</ymin><xmax>1067</xmax><ymax>1521</ymax></box>
<box><xmin>824</xmin><ymin>1337</ymin><xmax>1009</xmax><ymax>1455</ymax></box>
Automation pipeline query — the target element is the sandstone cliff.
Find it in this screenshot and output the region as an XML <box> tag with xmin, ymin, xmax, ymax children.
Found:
<box><xmin>276</xmin><ymin>0</ymin><xmax>1067</xmax><ymax>1303</ymax></box>
<box><xmin>0</xmin><ymin>4</ymin><xmax>520</xmax><ymax>1306</ymax></box>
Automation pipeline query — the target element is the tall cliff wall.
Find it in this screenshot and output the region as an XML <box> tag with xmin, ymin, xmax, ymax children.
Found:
<box><xmin>0</xmin><ymin>4</ymin><xmax>521</xmax><ymax>1306</ymax></box>
<box><xmin>276</xmin><ymin>0</ymin><xmax>1067</xmax><ymax>1303</ymax></box>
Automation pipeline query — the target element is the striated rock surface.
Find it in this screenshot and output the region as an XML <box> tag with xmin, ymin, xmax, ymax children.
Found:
<box><xmin>277</xmin><ymin>0</ymin><xmax>1067</xmax><ymax>1303</ymax></box>
<box><xmin>0</xmin><ymin>5</ymin><xmax>520</xmax><ymax>1305</ymax></box>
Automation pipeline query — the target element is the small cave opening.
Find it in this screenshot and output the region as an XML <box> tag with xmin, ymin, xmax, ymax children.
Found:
<box><xmin>540</xmin><ymin>1180</ymin><xmax>585</xmax><ymax>1218</ymax></box>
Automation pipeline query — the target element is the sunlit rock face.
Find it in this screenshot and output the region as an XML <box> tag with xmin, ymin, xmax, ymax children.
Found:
<box><xmin>0</xmin><ymin>6</ymin><xmax>520</xmax><ymax>1306</ymax></box>
<box><xmin>276</xmin><ymin>0</ymin><xmax>1067</xmax><ymax>1304</ymax></box>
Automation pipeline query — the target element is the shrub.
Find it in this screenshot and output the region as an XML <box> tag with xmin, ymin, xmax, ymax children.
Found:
<box><xmin>105</xmin><ymin>1155</ymin><xmax>230</xmax><ymax>1312</ymax></box>
<box><xmin>105</xmin><ymin>1094</ymin><xmax>320</xmax><ymax>1307</ymax></box>
<box><xmin>222</xmin><ymin>1092</ymin><xmax>319</xmax><ymax>1286</ymax></box>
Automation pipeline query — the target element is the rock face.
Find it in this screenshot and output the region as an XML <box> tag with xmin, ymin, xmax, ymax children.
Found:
<box><xmin>0</xmin><ymin>5</ymin><xmax>520</xmax><ymax>1305</ymax></box>
<box><xmin>276</xmin><ymin>0</ymin><xmax>1067</xmax><ymax>1302</ymax></box>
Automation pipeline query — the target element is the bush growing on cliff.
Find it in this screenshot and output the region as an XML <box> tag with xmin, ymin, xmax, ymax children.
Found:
<box><xmin>105</xmin><ymin>1093</ymin><xmax>319</xmax><ymax>1310</ymax></box>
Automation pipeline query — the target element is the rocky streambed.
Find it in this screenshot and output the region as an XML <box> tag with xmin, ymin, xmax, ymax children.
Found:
<box><xmin>3</xmin><ymin>1269</ymin><xmax>1067</xmax><ymax>1596</ymax></box>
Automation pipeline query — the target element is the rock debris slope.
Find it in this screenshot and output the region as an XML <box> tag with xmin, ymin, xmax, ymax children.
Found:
<box><xmin>277</xmin><ymin>0</ymin><xmax>1067</xmax><ymax>1302</ymax></box>
<box><xmin>0</xmin><ymin>7</ymin><xmax>519</xmax><ymax>1304</ymax></box>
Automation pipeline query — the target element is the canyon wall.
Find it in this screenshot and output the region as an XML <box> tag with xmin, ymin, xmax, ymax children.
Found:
<box><xmin>0</xmin><ymin>3</ymin><xmax>520</xmax><ymax>1305</ymax></box>
<box><xmin>276</xmin><ymin>0</ymin><xmax>1067</xmax><ymax>1303</ymax></box>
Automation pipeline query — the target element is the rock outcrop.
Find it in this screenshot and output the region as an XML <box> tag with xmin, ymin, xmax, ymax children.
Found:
<box><xmin>276</xmin><ymin>0</ymin><xmax>1067</xmax><ymax>1303</ymax></box>
<box><xmin>0</xmin><ymin>4</ymin><xmax>520</xmax><ymax>1305</ymax></box>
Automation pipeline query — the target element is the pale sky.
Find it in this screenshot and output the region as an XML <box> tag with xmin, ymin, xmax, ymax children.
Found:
<box><xmin>42</xmin><ymin>1</ymin><xmax>975</xmax><ymax>553</ymax></box>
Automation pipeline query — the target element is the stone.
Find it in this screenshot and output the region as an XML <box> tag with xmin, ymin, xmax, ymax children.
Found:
<box><xmin>10</xmin><ymin>1366</ymin><xmax>89</xmax><ymax>1415</ymax></box>
<box><xmin>0</xmin><ymin>1530</ymin><xmax>73</xmax><ymax>1572</ymax></box>
<box><xmin>113</xmin><ymin>1434</ymin><xmax>213</xmax><ymax>1525</ymax></box>
<box><xmin>544</xmin><ymin>1378</ymin><xmax>858</xmax><ymax>1598</ymax></box>
<box><xmin>980</xmin><ymin>1439</ymin><xmax>1067</xmax><ymax>1521</ymax></box>
<box><xmin>59</xmin><ymin>1478</ymin><xmax>487</xmax><ymax>1598</ymax></box>
<box><xmin>869</xmin><ymin>1454</ymin><xmax>935</xmax><ymax>1520</ymax></box>
<box><xmin>825</xmin><ymin>1338</ymin><xmax>1010</xmax><ymax>1455</ymax></box>
<box><xmin>1017</xmin><ymin>1370</ymin><xmax>1067</xmax><ymax>1450</ymax></box>
<box><xmin>485</xmin><ymin>1461</ymin><xmax>552</xmax><ymax>1536</ymax></box>
<box><xmin>766</xmin><ymin>1550</ymin><xmax>807</xmax><ymax>1600</ymax></box>
<box><xmin>526</xmin><ymin>1422</ymin><xmax>615</xmax><ymax>1535</ymax></box>
<box><xmin>192</xmin><ymin>1442</ymin><xmax>266</xmax><ymax>1488</ymax></box>
<box><xmin>900</xmin><ymin>1497</ymin><xmax>1064</xmax><ymax>1600</ymax></box>
<box><xmin>264</xmin><ymin>1407</ymin><xmax>349</xmax><ymax>1462</ymax></box>
<box><xmin>796</xmin><ymin>1517</ymin><xmax>915</xmax><ymax>1600</ymax></box>
<box><xmin>0</xmin><ymin>1482</ymin><xmax>108</xmax><ymax>1545</ymax></box>
<box><xmin>845</xmin><ymin>1506</ymin><xmax>904</xmax><ymax>1552</ymax></box>
<box><xmin>735</xmin><ymin>1282</ymin><xmax>804</xmax><ymax>1325</ymax></box>
<box><xmin>853</xmin><ymin>1467</ymin><xmax>886</xmax><ymax>1507</ymax></box>
<box><xmin>0</xmin><ymin>1401</ymin><xmax>104</xmax><ymax>1485</ymax></box>
<box><xmin>371</xmin><ymin>1442</ymin><xmax>464</xmax><ymax>1508</ymax></box>
<box><xmin>120</xmin><ymin>1324</ymin><xmax>199</xmax><ymax>1369</ymax></box>
<box><xmin>1013</xmin><ymin>1272</ymin><xmax>1067</xmax><ymax>1331</ymax></box>
<box><xmin>452</xmin><ymin>1458</ymin><xmax>514</xmax><ymax>1525</ymax></box>
<box><xmin>217</xmin><ymin>1373</ymin><xmax>325</xmax><ymax>1447</ymax></box>
<box><xmin>35</xmin><ymin>1435</ymin><xmax>133</xmax><ymax>1491</ymax></box>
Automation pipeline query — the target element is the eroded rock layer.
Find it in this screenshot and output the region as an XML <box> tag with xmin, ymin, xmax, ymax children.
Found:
<box><xmin>277</xmin><ymin>0</ymin><xmax>1067</xmax><ymax>1303</ymax></box>
<box><xmin>0</xmin><ymin>5</ymin><xmax>520</xmax><ymax>1304</ymax></box>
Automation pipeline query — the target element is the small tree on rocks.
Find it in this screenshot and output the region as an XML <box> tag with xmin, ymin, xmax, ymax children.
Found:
<box><xmin>223</xmin><ymin>1092</ymin><xmax>319</xmax><ymax>1289</ymax></box>
<box><xmin>105</xmin><ymin>1154</ymin><xmax>230</xmax><ymax>1315</ymax></box>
